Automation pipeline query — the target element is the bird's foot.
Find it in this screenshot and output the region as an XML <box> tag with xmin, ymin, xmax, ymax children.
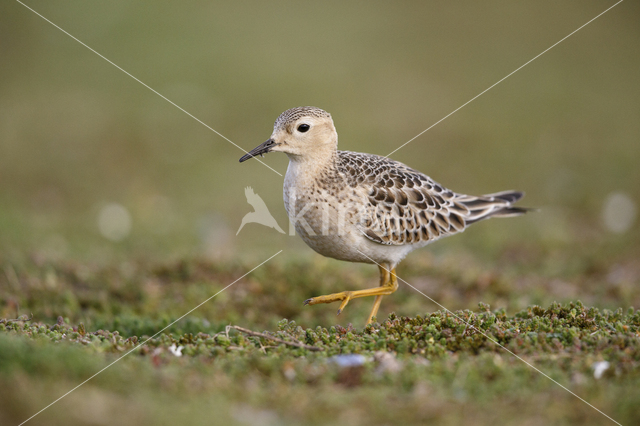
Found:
<box><xmin>304</xmin><ymin>266</ymin><xmax>398</xmax><ymax>325</ymax></box>
<box><xmin>304</xmin><ymin>291</ymin><xmax>353</xmax><ymax>316</ymax></box>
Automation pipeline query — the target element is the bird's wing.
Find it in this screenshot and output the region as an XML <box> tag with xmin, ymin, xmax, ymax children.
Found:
<box><xmin>337</xmin><ymin>151</ymin><xmax>472</xmax><ymax>246</ymax></box>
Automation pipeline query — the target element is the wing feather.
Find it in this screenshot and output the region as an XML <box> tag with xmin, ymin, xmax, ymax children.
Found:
<box><xmin>337</xmin><ymin>151</ymin><xmax>468</xmax><ymax>245</ymax></box>
<box><xmin>337</xmin><ymin>151</ymin><xmax>527</xmax><ymax>246</ymax></box>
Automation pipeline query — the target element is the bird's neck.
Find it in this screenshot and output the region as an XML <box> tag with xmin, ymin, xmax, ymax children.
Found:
<box><xmin>285</xmin><ymin>148</ymin><xmax>340</xmax><ymax>188</ymax></box>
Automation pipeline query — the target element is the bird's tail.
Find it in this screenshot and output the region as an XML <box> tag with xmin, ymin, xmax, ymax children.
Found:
<box><xmin>457</xmin><ymin>190</ymin><xmax>533</xmax><ymax>225</ymax></box>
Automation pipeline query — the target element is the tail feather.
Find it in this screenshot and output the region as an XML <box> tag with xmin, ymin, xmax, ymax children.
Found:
<box><xmin>458</xmin><ymin>190</ymin><xmax>532</xmax><ymax>225</ymax></box>
<box><xmin>482</xmin><ymin>190</ymin><xmax>525</xmax><ymax>204</ymax></box>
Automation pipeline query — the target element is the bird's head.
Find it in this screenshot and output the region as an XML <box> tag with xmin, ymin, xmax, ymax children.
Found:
<box><xmin>239</xmin><ymin>106</ymin><xmax>337</xmax><ymax>163</ymax></box>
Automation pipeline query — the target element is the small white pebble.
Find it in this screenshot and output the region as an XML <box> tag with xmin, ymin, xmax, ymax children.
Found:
<box><xmin>168</xmin><ymin>343</ymin><xmax>184</xmax><ymax>357</ymax></box>
<box><xmin>592</xmin><ymin>361</ymin><xmax>610</xmax><ymax>379</ymax></box>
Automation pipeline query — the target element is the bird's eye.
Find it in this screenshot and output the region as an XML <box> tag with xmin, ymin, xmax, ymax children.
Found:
<box><xmin>297</xmin><ymin>124</ymin><xmax>310</xmax><ymax>133</ymax></box>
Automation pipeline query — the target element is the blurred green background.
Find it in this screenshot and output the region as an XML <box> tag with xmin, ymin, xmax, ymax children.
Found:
<box><xmin>1</xmin><ymin>0</ymin><xmax>639</xmax><ymax>284</ymax></box>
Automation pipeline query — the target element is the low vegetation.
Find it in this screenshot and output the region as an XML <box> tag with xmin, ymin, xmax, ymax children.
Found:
<box><xmin>1</xmin><ymin>253</ymin><xmax>638</xmax><ymax>425</ymax></box>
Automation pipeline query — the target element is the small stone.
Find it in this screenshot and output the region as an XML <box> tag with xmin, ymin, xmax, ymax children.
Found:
<box><xmin>168</xmin><ymin>344</ymin><xmax>183</xmax><ymax>357</ymax></box>
<box><xmin>592</xmin><ymin>361</ymin><xmax>610</xmax><ymax>379</ymax></box>
<box><xmin>329</xmin><ymin>354</ymin><xmax>368</xmax><ymax>368</ymax></box>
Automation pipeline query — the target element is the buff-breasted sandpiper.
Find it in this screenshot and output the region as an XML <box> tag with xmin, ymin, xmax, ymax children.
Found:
<box><xmin>240</xmin><ymin>106</ymin><xmax>529</xmax><ymax>324</ymax></box>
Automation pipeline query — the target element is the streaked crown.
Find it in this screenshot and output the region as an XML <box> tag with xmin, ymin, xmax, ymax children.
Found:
<box><xmin>274</xmin><ymin>106</ymin><xmax>331</xmax><ymax>131</ymax></box>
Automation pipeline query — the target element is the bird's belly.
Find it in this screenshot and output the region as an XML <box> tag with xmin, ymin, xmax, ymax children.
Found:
<box><xmin>296</xmin><ymin>225</ymin><xmax>418</xmax><ymax>266</ymax></box>
<box><xmin>286</xmin><ymin>196</ymin><xmax>417</xmax><ymax>265</ymax></box>
<box><xmin>296</xmin><ymin>225</ymin><xmax>366</xmax><ymax>262</ymax></box>
<box><xmin>284</xmin><ymin>185</ymin><xmax>366</xmax><ymax>262</ymax></box>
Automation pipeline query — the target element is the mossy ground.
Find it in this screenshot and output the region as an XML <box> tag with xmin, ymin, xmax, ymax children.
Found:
<box><xmin>1</xmin><ymin>252</ymin><xmax>639</xmax><ymax>426</ymax></box>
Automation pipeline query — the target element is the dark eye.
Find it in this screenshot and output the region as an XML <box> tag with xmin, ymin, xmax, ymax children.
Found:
<box><xmin>297</xmin><ymin>124</ymin><xmax>310</xmax><ymax>133</ymax></box>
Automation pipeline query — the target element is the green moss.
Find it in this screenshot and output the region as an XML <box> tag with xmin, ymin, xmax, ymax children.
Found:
<box><xmin>7</xmin><ymin>299</ymin><xmax>638</xmax><ymax>424</ymax></box>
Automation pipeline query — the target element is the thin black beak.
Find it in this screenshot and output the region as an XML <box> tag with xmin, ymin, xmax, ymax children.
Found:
<box><xmin>239</xmin><ymin>139</ymin><xmax>277</xmax><ymax>163</ymax></box>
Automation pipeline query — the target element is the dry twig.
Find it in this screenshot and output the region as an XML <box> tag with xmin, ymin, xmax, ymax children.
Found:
<box><xmin>229</xmin><ymin>325</ymin><xmax>324</xmax><ymax>352</ymax></box>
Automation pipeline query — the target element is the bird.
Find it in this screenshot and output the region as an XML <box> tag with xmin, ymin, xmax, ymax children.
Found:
<box><xmin>239</xmin><ymin>106</ymin><xmax>529</xmax><ymax>325</ymax></box>
<box><xmin>236</xmin><ymin>186</ymin><xmax>285</xmax><ymax>235</ymax></box>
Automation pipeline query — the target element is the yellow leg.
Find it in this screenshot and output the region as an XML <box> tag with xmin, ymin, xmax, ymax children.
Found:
<box><xmin>367</xmin><ymin>295</ymin><xmax>384</xmax><ymax>324</ymax></box>
<box><xmin>304</xmin><ymin>265</ymin><xmax>398</xmax><ymax>322</ymax></box>
<box><xmin>366</xmin><ymin>265</ymin><xmax>393</xmax><ymax>324</ymax></box>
